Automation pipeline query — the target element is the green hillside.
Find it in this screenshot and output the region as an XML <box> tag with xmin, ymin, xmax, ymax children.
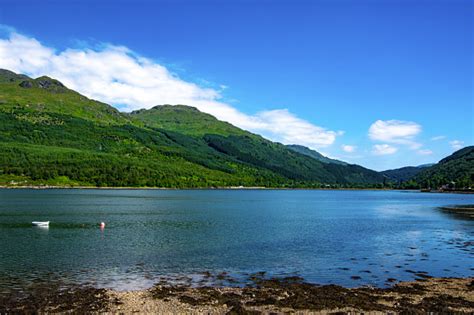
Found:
<box><xmin>413</xmin><ymin>146</ymin><xmax>474</xmax><ymax>189</ymax></box>
<box><xmin>0</xmin><ymin>69</ymin><xmax>397</xmax><ymax>188</ymax></box>
<box><xmin>381</xmin><ymin>165</ymin><xmax>430</xmax><ymax>183</ymax></box>
<box><xmin>0</xmin><ymin>69</ymin><xmax>128</xmax><ymax>125</ymax></box>
<box><xmin>132</xmin><ymin>105</ymin><xmax>384</xmax><ymax>185</ymax></box>
<box><xmin>131</xmin><ymin>105</ymin><xmax>248</xmax><ymax>137</ymax></box>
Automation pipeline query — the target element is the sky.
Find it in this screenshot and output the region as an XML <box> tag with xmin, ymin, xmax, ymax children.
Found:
<box><xmin>0</xmin><ymin>0</ymin><xmax>472</xmax><ymax>170</ymax></box>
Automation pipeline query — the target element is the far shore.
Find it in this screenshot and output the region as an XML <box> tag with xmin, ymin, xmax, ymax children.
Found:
<box><xmin>1</xmin><ymin>277</ymin><xmax>473</xmax><ymax>313</ymax></box>
<box><xmin>1</xmin><ymin>185</ymin><xmax>473</xmax><ymax>194</ymax></box>
<box><xmin>0</xmin><ymin>185</ymin><xmax>392</xmax><ymax>190</ymax></box>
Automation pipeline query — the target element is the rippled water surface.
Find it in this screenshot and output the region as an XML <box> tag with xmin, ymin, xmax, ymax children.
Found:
<box><xmin>0</xmin><ymin>189</ymin><xmax>473</xmax><ymax>291</ymax></box>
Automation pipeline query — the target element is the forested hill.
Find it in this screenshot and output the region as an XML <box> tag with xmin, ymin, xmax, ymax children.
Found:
<box><xmin>130</xmin><ymin>105</ymin><xmax>249</xmax><ymax>137</ymax></box>
<box><xmin>379</xmin><ymin>147</ymin><xmax>474</xmax><ymax>189</ymax></box>
<box><xmin>381</xmin><ymin>165</ymin><xmax>431</xmax><ymax>183</ymax></box>
<box><xmin>0</xmin><ymin>69</ymin><xmax>387</xmax><ymax>188</ymax></box>
<box><xmin>0</xmin><ymin>69</ymin><xmax>470</xmax><ymax>189</ymax></box>
<box><xmin>412</xmin><ymin>146</ymin><xmax>474</xmax><ymax>189</ymax></box>
<box><xmin>130</xmin><ymin>105</ymin><xmax>384</xmax><ymax>186</ymax></box>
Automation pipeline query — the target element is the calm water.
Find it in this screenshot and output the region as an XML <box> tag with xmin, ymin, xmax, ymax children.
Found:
<box><xmin>0</xmin><ymin>189</ymin><xmax>473</xmax><ymax>292</ymax></box>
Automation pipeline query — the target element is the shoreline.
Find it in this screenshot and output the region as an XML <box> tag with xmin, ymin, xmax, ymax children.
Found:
<box><xmin>440</xmin><ymin>205</ymin><xmax>474</xmax><ymax>218</ymax></box>
<box><xmin>2</xmin><ymin>277</ymin><xmax>473</xmax><ymax>313</ymax></box>
<box><xmin>1</xmin><ymin>185</ymin><xmax>473</xmax><ymax>194</ymax></box>
<box><xmin>0</xmin><ymin>185</ymin><xmax>403</xmax><ymax>191</ymax></box>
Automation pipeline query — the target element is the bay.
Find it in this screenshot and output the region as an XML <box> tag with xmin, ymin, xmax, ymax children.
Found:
<box><xmin>0</xmin><ymin>189</ymin><xmax>472</xmax><ymax>292</ymax></box>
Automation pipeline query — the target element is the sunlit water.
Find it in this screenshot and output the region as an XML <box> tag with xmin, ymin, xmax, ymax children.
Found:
<box><xmin>0</xmin><ymin>189</ymin><xmax>472</xmax><ymax>292</ymax></box>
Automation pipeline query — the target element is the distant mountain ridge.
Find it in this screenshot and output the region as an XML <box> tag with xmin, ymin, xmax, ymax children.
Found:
<box><xmin>286</xmin><ymin>145</ymin><xmax>348</xmax><ymax>165</ymax></box>
<box><xmin>381</xmin><ymin>164</ymin><xmax>432</xmax><ymax>183</ymax></box>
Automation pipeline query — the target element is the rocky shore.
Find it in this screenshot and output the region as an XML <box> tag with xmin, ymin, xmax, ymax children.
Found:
<box><xmin>1</xmin><ymin>276</ymin><xmax>473</xmax><ymax>314</ymax></box>
<box><xmin>440</xmin><ymin>205</ymin><xmax>474</xmax><ymax>219</ymax></box>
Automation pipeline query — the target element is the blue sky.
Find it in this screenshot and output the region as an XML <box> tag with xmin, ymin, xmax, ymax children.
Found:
<box><xmin>0</xmin><ymin>0</ymin><xmax>472</xmax><ymax>170</ymax></box>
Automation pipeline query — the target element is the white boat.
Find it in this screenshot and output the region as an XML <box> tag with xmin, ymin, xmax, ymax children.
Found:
<box><xmin>32</xmin><ymin>221</ymin><xmax>50</xmax><ymax>227</ymax></box>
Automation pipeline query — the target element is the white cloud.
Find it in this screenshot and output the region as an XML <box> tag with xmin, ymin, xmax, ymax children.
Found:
<box><xmin>0</xmin><ymin>30</ymin><xmax>340</xmax><ymax>149</ymax></box>
<box><xmin>368</xmin><ymin>119</ymin><xmax>421</xmax><ymax>149</ymax></box>
<box><xmin>341</xmin><ymin>145</ymin><xmax>356</xmax><ymax>153</ymax></box>
<box><xmin>450</xmin><ymin>140</ymin><xmax>464</xmax><ymax>150</ymax></box>
<box><xmin>252</xmin><ymin>109</ymin><xmax>339</xmax><ymax>147</ymax></box>
<box><xmin>417</xmin><ymin>149</ymin><xmax>433</xmax><ymax>155</ymax></box>
<box><xmin>372</xmin><ymin>144</ymin><xmax>398</xmax><ymax>155</ymax></box>
<box><xmin>431</xmin><ymin>135</ymin><xmax>446</xmax><ymax>141</ymax></box>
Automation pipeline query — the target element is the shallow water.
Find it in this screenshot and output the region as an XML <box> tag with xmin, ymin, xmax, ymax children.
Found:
<box><xmin>0</xmin><ymin>189</ymin><xmax>473</xmax><ymax>291</ymax></box>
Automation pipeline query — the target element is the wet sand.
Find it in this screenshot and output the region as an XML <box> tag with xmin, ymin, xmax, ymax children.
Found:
<box><xmin>2</xmin><ymin>277</ymin><xmax>473</xmax><ymax>314</ymax></box>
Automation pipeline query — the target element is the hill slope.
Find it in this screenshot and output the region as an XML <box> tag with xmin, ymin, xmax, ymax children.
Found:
<box><xmin>132</xmin><ymin>105</ymin><xmax>384</xmax><ymax>185</ymax></box>
<box><xmin>0</xmin><ymin>70</ymin><xmax>128</xmax><ymax>125</ymax></box>
<box><xmin>131</xmin><ymin>105</ymin><xmax>248</xmax><ymax>137</ymax></box>
<box><xmin>0</xmin><ymin>72</ymin><xmax>286</xmax><ymax>187</ymax></box>
<box><xmin>413</xmin><ymin>146</ymin><xmax>474</xmax><ymax>189</ymax></box>
<box><xmin>381</xmin><ymin>165</ymin><xmax>431</xmax><ymax>183</ymax></box>
<box><xmin>0</xmin><ymin>69</ymin><xmax>385</xmax><ymax>187</ymax></box>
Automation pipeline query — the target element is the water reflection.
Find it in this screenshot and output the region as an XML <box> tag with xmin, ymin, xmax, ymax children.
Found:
<box><xmin>33</xmin><ymin>225</ymin><xmax>49</xmax><ymax>232</ymax></box>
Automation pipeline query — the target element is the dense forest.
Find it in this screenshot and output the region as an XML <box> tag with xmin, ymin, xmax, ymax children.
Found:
<box><xmin>378</xmin><ymin>148</ymin><xmax>474</xmax><ymax>190</ymax></box>
<box><xmin>0</xmin><ymin>69</ymin><xmax>472</xmax><ymax>189</ymax></box>
<box><xmin>381</xmin><ymin>166</ymin><xmax>430</xmax><ymax>184</ymax></box>
<box><xmin>412</xmin><ymin>146</ymin><xmax>474</xmax><ymax>190</ymax></box>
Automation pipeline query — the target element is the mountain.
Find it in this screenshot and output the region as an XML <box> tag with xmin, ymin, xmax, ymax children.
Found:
<box><xmin>417</xmin><ymin>163</ymin><xmax>436</xmax><ymax>168</ymax></box>
<box><xmin>0</xmin><ymin>70</ymin><xmax>128</xmax><ymax>125</ymax></box>
<box><xmin>131</xmin><ymin>105</ymin><xmax>384</xmax><ymax>185</ymax></box>
<box><xmin>286</xmin><ymin>145</ymin><xmax>348</xmax><ymax>165</ymax></box>
<box><xmin>381</xmin><ymin>164</ymin><xmax>432</xmax><ymax>183</ymax></box>
<box><xmin>131</xmin><ymin>105</ymin><xmax>248</xmax><ymax>137</ymax></box>
<box><xmin>0</xmin><ymin>72</ymin><xmax>290</xmax><ymax>187</ymax></box>
<box><xmin>0</xmin><ymin>69</ymin><xmax>30</xmax><ymax>83</ymax></box>
<box><xmin>413</xmin><ymin>146</ymin><xmax>474</xmax><ymax>189</ymax></box>
<box><xmin>0</xmin><ymin>69</ymin><xmax>386</xmax><ymax>188</ymax></box>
